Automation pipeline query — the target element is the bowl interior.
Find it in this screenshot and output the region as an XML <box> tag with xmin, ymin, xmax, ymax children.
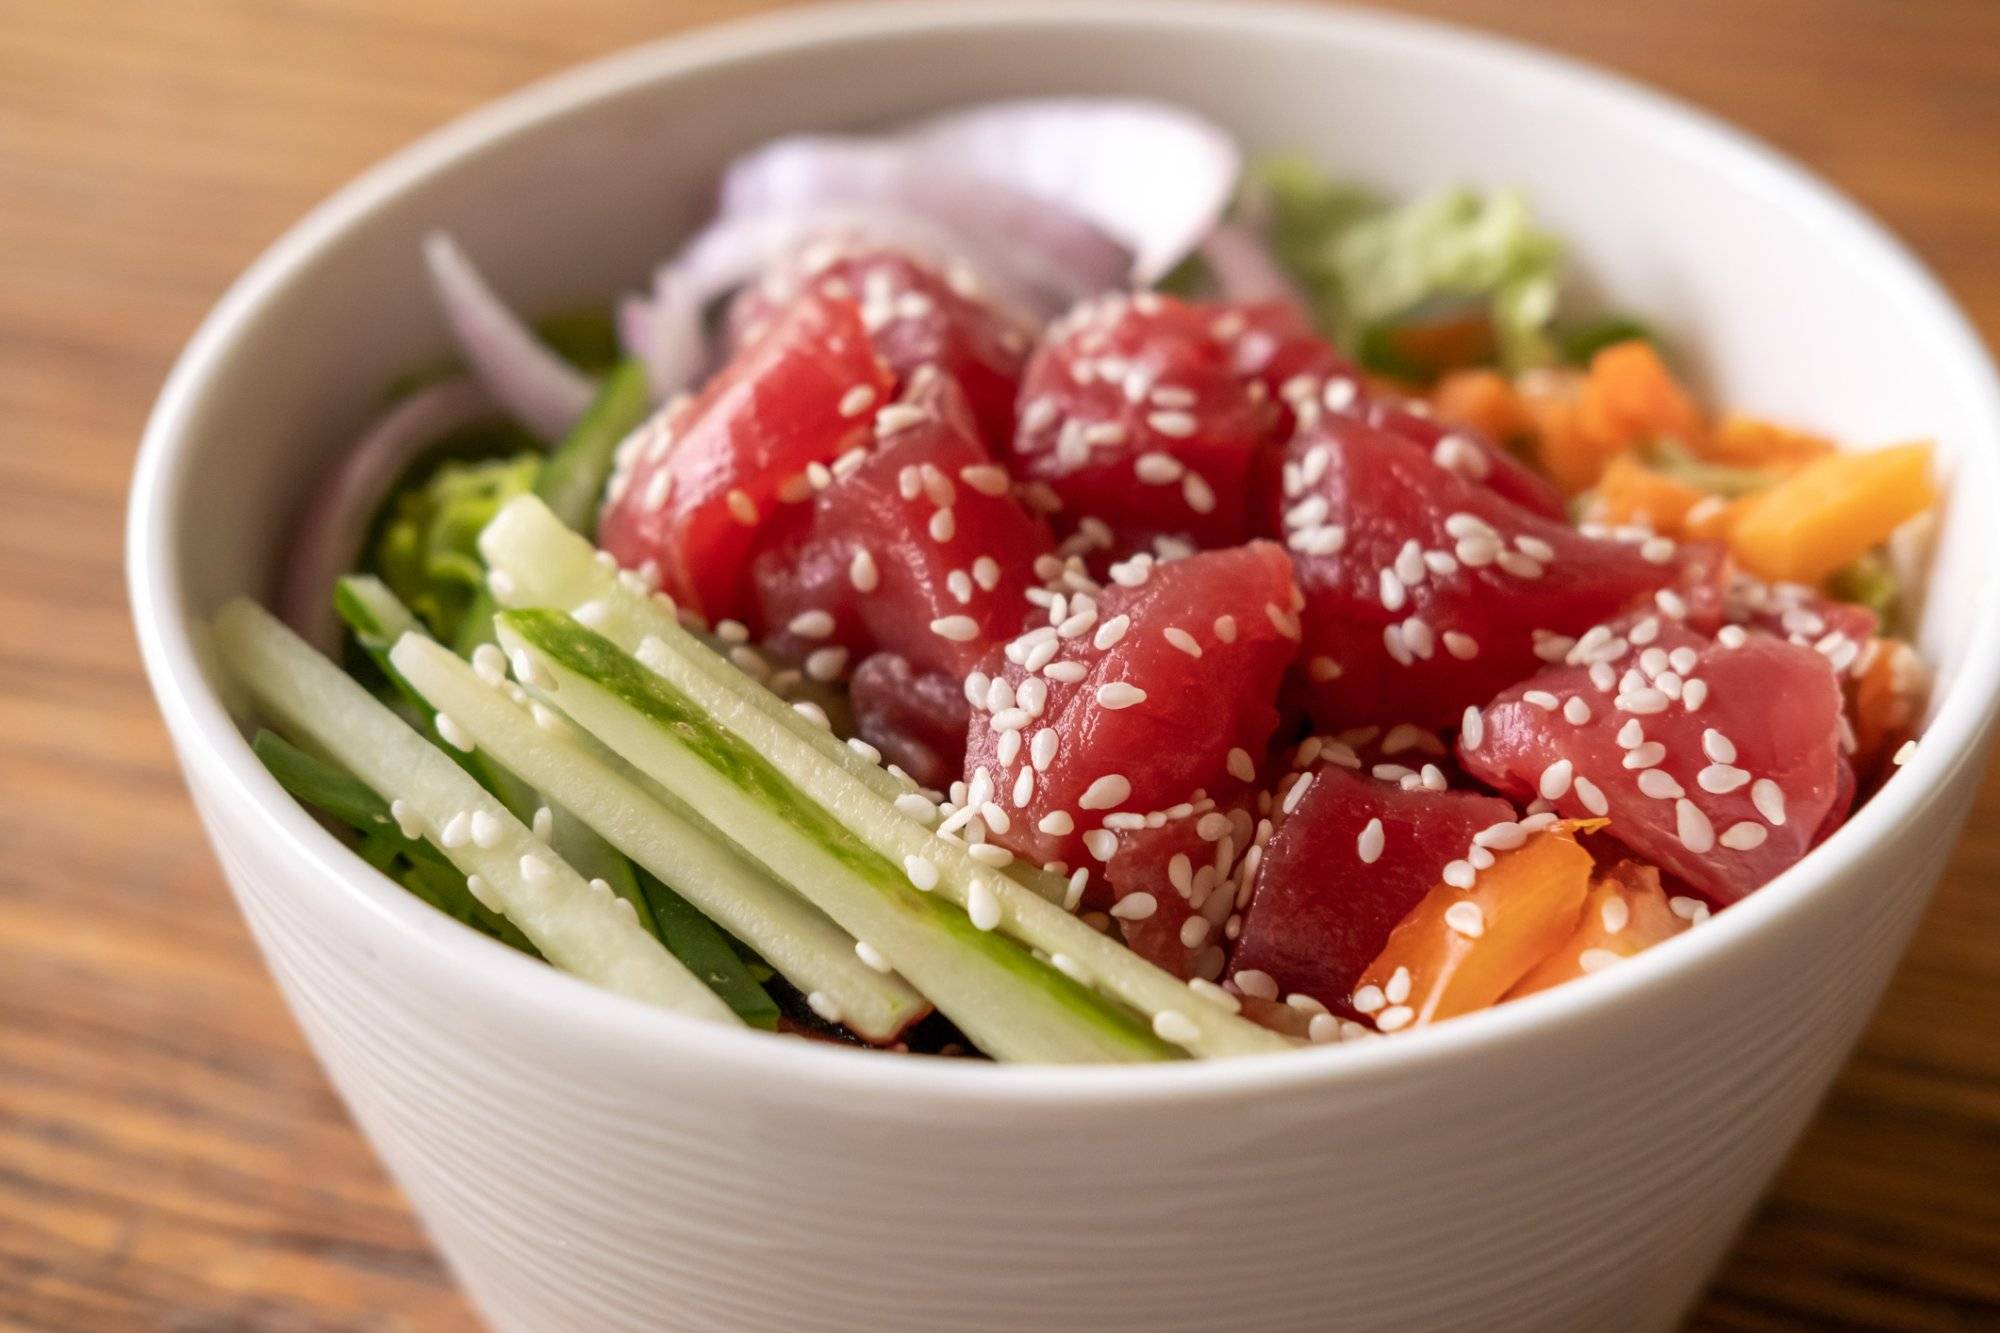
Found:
<box><xmin>133</xmin><ymin>1</ymin><xmax>2000</xmax><ymax>1077</ymax></box>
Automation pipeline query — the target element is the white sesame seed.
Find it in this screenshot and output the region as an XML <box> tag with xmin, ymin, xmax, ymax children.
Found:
<box><xmin>1111</xmin><ymin>892</ymin><xmax>1157</xmax><ymax>921</ymax></box>
<box><xmin>1893</xmin><ymin>739</ymin><xmax>1918</xmax><ymax>766</ymax></box>
<box><xmin>518</xmin><ymin>854</ymin><xmax>552</xmax><ymax>885</ymax></box>
<box><xmin>1180</xmin><ymin>917</ymin><xmax>1211</xmax><ymax>949</ymax></box>
<box><xmin>1164</xmin><ymin>627</ymin><xmax>1202</xmax><ymax>657</ymax></box>
<box><xmin>1375</xmin><ymin>1005</ymin><xmax>1414</xmax><ymax>1033</ymax></box>
<box><xmin>1600</xmin><ymin>897</ymin><xmax>1632</xmax><ymax>935</ymax></box>
<box><xmin>1152</xmin><ymin>1009</ymin><xmax>1200</xmax><ymax>1044</ymax></box>
<box><xmin>1577</xmin><ymin>947</ymin><xmax>1622</xmax><ymax>974</ymax></box>
<box><xmin>1356</xmin><ymin>817</ymin><xmax>1385</xmax><ymax>864</ymax></box>
<box><xmin>966</xmin><ymin>881</ymin><xmax>1002</xmax><ymax>931</ymax></box>
<box><xmin>1675</xmin><ymin>798</ymin><xmax>1716</xmax><ymax>853</ymax></box>
<box><xmin>1443</xmin><ymin>859</ymin><xmax>1476</xmax><ymax>889</ymax></box>
<box><xmin>468</xmin><ymin>810</ymin><xmax>503</xmax><ymax>849</ymax></box>
<box><xmin>1096</xmin><ymin>682</ymin><xmax>1147</xmax><ymax>710</ymax></box>
<box><xmin>787</xmin><ymin>609</ymin><xmax>835</xmax><ymax>639</ymax></box>
<box><xmin>1218</xmin><ymin>746</ymin><xmax>1255</xmax><ymax>786</ymax></box>
<box><xmin>1698</xmin><ymin>764</ymin><xmax>1750</xmax><ymax>794</ymax></box>
<box><xmin>434</xmin><ymin>712</ymin><xmax>474</xmax><ymax>751</ymax></box>
<box><xmin>438</xmin><ymin>810</ymin><xmax>471</xmax><ymax>848</ymax></box>
<box><xmin>725</xmin><ymin>488</ymin><xmax>757</xmax><ymax>525</ymax></box>
<box><xmin>1092</xmin><ymin>615</ymin><xmax>1130</xmax><ymax>651</ymax></box>
<box><xmin>1134</xmin><ymin>451</ymin><xmax>1184</xmax><ymax>484</ymax></box>
<box><xmin>1720</xmin><ymin>821</ymin><xmax>1768</xmax><ymax>851</ymax></box>
<box><xmin>848</xmin><ymin>549</ymin><xmax>880</xmax><ymax>593</ymax></box>
<box><xmin>838</xmin><ymin>383</ymin><xmax>877</xmax><ymax>417</ymax></box>
<box><xmin>900</xmin><ymin>854</ymin><xmax>938</xmax><ymax>891</ymax></box>
<box><xmin>928</xmin><ymin>508</ymin><xmax>957</xmax><ymax>543</ymax></box>
<box><xmin>1718</xmin><ymin>624</ymin><xmax>1749</xmax><ymax>649</ymax></box>
<box><xmin>1461</xmin><ymin>705</ymin><xmax>1485</xmax><ymax>750</ymax></box>
<box><xmin>1444</xmin><ymin>900</ymin><xmax>1486</xmax><ymax>938</ymax></box>
<box><xmin>1618</xmin><ymin>688</ymin><xmax>1671</xmax><ymax>715</ymax></box>
<box><xmin>1474</xmin><ymin>821</ymin><xmax>1528</xmax><ymax>851</ymax></box>
<box><xmin>1563</xmin><ymin>697</ymin><xmax>1593</xmax><ymax>725</ymax></box>
<box><xmin>1752</xmin><ymin>779</ymin><xmax>1787</xmax><ymax>825</ymax></box>
<box><xmin>1701</xmin><ymin>729</ymin><xmax>1736</xmax><ymax>764</ymax></box>
<box><xmin>930</xmin><ymin>615</ymin><xmax>979</xmax><ymax>642</ymax></box>
<box><xmin>1523</xmin><ymin>690</ymin><xmax>1560</xmax><ymax>712</ymax></box>
<box><xmin>1539</xmin><ymin>759</ymin><xmax>1575</xmax><ymax>801</ymax></box>
<box><xmin>1079</xmin><ymin>774</ymin><xmax>1132</xmax><ymax>810</ymax></box>
<box><xmin>1443</xmin><ymin>631</ymin><xmax>1479</xmax><ymax>660</ymax></box>
<box><xmin>1638</xmin><ymin>769</ymin><xmax>1684</xmax><ymax>800</ymax></box>
<box><xmin>1574</xmin><ymin>776</ymin><xmax>1609</xmax><ymax>817</ymax></box>
<box><xmin>1379</xmin><ymin>568</ymin><xmax>1407</xmax><ymax>612</ymax></box>
<box><xmin>1147</xmin><ymin>410</ymin><xmax>1197</xmax><ymax>438</ymax></box>
<box><xmin>389</xmin><ymin>799</ymin><xmax>423</xmax><ymax>839</ymax></box>
<box><xmin>894</xmin><ymin>792</ymin><xmax>937</xmax><ymax>824</ymax></box>
<box><xmin>1623</xmin><ymin>741</ymin><xmax>1667</xmax><ymax>769</ymax></box>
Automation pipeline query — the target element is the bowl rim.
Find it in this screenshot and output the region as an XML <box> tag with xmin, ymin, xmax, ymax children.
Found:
<box><xmin>128</xmin><ymin>0</ymin><xmax>2000</xmax><ymax>1105</ymax></box>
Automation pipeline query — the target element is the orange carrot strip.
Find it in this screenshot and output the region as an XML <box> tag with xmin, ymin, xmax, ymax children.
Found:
<box><xmin>1504</xmin><ymin>862</ymin><xmax>1689</xmax><ymax>1000</ymax></box>
<box><xmin>1727</xmin><ymin>441</ymin><xmax>1936</xmax><ymax>584</ymax></box>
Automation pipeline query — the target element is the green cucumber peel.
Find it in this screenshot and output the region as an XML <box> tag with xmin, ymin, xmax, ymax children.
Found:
<box><xmin>390</xmin><ymin>632</ymin><xmax>921</xmax><ymax>1041</ymax></box>
<box><xmin>536</xmin><ymin>360</ymin><xmax>652</xmax><ymax>535</ymax></box>
<box><xmin>213</xmin><ymin>598</ymin><xmax>735</xmax><ymax>1023</ymax></box>
<box><xmin>497</xmin><ymin>611</ymin><xmax>1176</xmax><ymax>1063</ymax></box>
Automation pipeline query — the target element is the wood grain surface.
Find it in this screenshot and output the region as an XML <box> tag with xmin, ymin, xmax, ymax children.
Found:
<box><xmin>2</xmin><ymin>1</ymin><xmax>1996</xmax><ymax>1328</ymax></box>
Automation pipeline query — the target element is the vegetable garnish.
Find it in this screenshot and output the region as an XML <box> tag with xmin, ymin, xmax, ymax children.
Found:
<box><xmin>219</xmin><ymin>99</ymin><xmax>1938</xmax><ymax>1058</ymax></box>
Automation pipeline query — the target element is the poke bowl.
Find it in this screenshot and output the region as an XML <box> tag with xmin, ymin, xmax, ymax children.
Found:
<box><xmin>126</xmin><ymin>2</ymin><xmax>2000</xmax><ymax>1330</ymax></box>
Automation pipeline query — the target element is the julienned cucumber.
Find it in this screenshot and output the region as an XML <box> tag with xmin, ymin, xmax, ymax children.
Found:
<box><xmin>495</xmin><ymin>612</ymin><xmax>1177</xmax><ymax>1063</ymax></box>
<box><xmin>212</xmin><ymin>598</ymin><xmax>737</xmax><ymax>1024</ymax></box>
<box><xmin>477</xmin><ymin>496</ymin><xmax>1073</xmax><ymax>905</ymax></box>
<box><xmin>390</xmin><ymin>633</ymin><xmax>928</xmax><ymax>1042</ymax></box>
<box><xmin>603</xmin><ymin>619</ymin><xmax>1293</xmax><ymax>1059</ymax></box>
<box><xmin>252</xmin><ymin>729</ymin><xmax>538</xmax><ymax>953</ymax></box>
<box><xmin>338</xmin><ymin>576</ymin><xmax>779</xmax><ymax>1025</ymax></box>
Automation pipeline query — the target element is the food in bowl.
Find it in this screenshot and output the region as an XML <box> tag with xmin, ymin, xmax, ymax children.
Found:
<box><xmin>214</xmin><ymin>99</ymin><xmax>1937</xmax><ymax>1061</ymax></box>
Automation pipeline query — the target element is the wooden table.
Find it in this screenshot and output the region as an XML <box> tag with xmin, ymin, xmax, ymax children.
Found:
<box><xmin>3</xmin><ymin>1</ymin><xmax>1995</xmax><ymax>1327</ymax></box>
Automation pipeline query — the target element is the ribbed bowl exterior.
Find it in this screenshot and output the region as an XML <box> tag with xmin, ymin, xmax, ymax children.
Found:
<box><xmin>130</xmin><ymin>4</ymin><xmax>2000</xmax><ymax>1330</ymax></box>
<box><xmin>177</xmin><ymin>731</ymin><xmax>1986</xmax><ymax>1332</ymax></box>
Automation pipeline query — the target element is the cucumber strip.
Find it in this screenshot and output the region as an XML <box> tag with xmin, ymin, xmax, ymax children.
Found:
<box><xmin>337</xmin><ymin>573</ymin><xmax>669</xmax><ymax>937</ymax></box>
<box><xmin>536</xmin><ymin>360</ymin><xmax>652</xmax><ymax>535</ymax></box>
<box><xmin>494</xmin><ymin>614</ymin><xmax>1176</xmax><ymax>1063</ymax></box>
<box><xmin>213</xmin><ymin>598</ymin><xmax>737</xmax><ymax>1024</ymax></box>
<box><xmin>253</xmin><ymin>729</ymin><xmax>538</xmax><ymax>953</ymax></box>
<box><xmin>638</xmin><ymin>868</ymin><xmax>782</xmax><ymax>1031</ymax></box>
<box><xmin>477</xmin><ymin>496</ymin><xmax>1071</xmax><ymax>905</ymax></box>
<box><xmin>519</xmin><ymin>612</ymin><xmax>1292</xmax><ymax>1059</ymax></box>
<box><xmin>390</xmin><ymin>633</ymin><xmax>927</xmax><ymax>1042</ymax></box>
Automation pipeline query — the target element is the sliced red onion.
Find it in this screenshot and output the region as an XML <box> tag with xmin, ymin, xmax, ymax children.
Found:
<box><xmin>718</xmin><ymin>137</ymin><xmax>1129</xmax><ymax>308</ymax></box>
<box><xmin>423</xmin><ymin>232</ymin><xmax>593</xmax><ymax>440</ymax></box>
<box><xmin>906</xmin><ymin>98</ymin><xmax>1240</xmax><ymax>285</ymax></box>
<box><xmin>279</xmin><ymin>377</ymin><xmax>495</xmax><ymax>652</ymax></box>
<box><xmin>1199</xmin><ymin>221</ymin><xmax>1312</xmax><ymax>314</ymax></box>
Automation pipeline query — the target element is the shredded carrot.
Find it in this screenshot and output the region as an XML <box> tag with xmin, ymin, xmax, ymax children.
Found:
<box><xmin>1704</xmin><ymin>413</ymin><xmax>1837</xmax><ymax>469</ymax></box>
<box><xmin>1727</xmin><ymin>441</ymin><xmax>1935</xmax><ymax>584</ymax></box>
<box><xmin>1504</xmin><ymin>862</ymin><xmax>1689</xmax><ymax>1000</ymax></box>
<box><xmin>1849</xmin><ymin>637</ymin><xmax>1926</xmax><ymax>781</ymax></box>
<box><xmin>1353</xmin><ymin>823</ymin><xmax>1597</xmax><ymax>1028</ymax></box>
<box><xmin>1590</xmin><ymin>454</ymin><xmax>1708</xmax><ymax>535</ymax></box>
<box><xmin>1432</xmin><ymin>368</ymin><xmax>1533</xmax><ymax>445</ymax></box>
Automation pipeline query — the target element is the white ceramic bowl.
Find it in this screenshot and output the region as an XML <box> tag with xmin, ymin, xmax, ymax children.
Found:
<box><xmin>129</xmin><ymin>3</ymin><xmax>2000</xmax><ymax>1329</ymax></box>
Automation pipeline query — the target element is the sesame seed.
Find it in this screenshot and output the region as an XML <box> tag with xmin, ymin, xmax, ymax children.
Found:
<box><xmin>1574</xmin><ymin>776</ymin><xmax>1609</xmax><ymax>817</ymax></box>
<box><xmin>1096</xmin><ymin>682</ymin><xmax>1147</xmax><ymax>710</ymax></box>
<box><xmin>1461</xmin><ymin>705</ymin><xmax>1485</xmax><ymax>750</ymax></box>
<box><xmin>1111</xmin><ymin>892</ymin><xmax>1157</xmax><ymax>921</ymax></box>
<box><xmin>1577</xmin><ymin>947</ymin><xmax>1621</xmax><ymax>975</ymax></box>
<box><xmin>1212</xmin><ymin>615</ymin><xmax>1237</xmax><ymax>644</ymax></box>
<box><xmin>469</xmin><ymin>810</ymin><xmax>503</xmax><ymax>849</ymax></box>
<box><xmin>855</xmin><ymin>941</ymin><xmax>894</xmax><ymax>974</ymax></box>
<box><xmin>1720</xmin><ymin>821</ymin><xmax>1768</xmax><ymax>851</ymax></box>
<box><xmin>805</xmin><ymin>991</ymin><xmax>843</xmax><ymax>1024</ymax></box>
<box><xmin>1351</xmin><ymin>983</ymin><xmax>1386</xmax><ymax>1015</ymax></box>
<box><xmin>1698</xmin><ymin>764</ymin><xmax>1750</xmax><ymax>794</ymax></box>
<box><xmin>389</xmin><ymin>799</ymin><xmax>423</xmax><ymax>839</ymax></box>
<box><xmin>1474</xmin><ymin>821</ymin><xmax>1528</xmax><ymax>851</ymax></box>
<box><xmin>1523</xmin><ymin>690</ymin><xmax>1560</xmax><ymax>712</ymax></box>
<box><xmin>438</xmin><ymin>811</ymin><xmax>471</xmax><ymax>848</ymax></box>
<box><xmin>1134</xmin><ymin>452</ymin><xmax>1184</xmax><ymax>484</ymax></box>
<box><xmin>1227</xmin><ymin>747</ymin><xmax>1257</xmax><ymax>783</ymax></box>
<box><xmin>1443</xmin><ymin>859</ymin><xmax>1476</xmax><ymax>889</ymax></box>
<box><xmin>1675</xmin><ymin>798</ymin><xmax>1716</xmax><ymax>853</ymax></box>
<box><xmin>434</xmin><ymin>712</ymin><xmax>474</xmax><ymax>751</ymax></box>
<box><xmin>1683</xmin><ymin>678</ymin><xmax>1710</xmax><ymax>711</ymax></box>
<box><xmin>1893</xmin><ymin>739</ymin><xmax>1918</xmax><ymax>766</ymax></box>
<box><xmin>960</xmin><ymin>463</ymin><xmax>1010</xmax><ymax>497</ymax></box>
<box><xmin>1444</xmin><ymin>901</ymin><xmax>1485</xmax><ymax>938</ymax></box>
<box><xmin>1164</xmin><ymin>627</ymin><xmax>1203</xmax><ymax>657</ymax></box>
<box><xmin>1752</xmin><ymin>779</ymin><xmax>1787</xmax><ymax>825</ymax></box>
<box><xmin>1180</xmin><ymin>917</ymin><xmax>1212</xmax><ymax>948</ymax></box>
<box><xmin>1623</xmin><ymin>741</ymin><xmax>1667</xmax><ymax>769</ymax></box>
<box><xmin>1443</xmin><ymin>631</ymin><xmax>1479</xmax><ymax>660</ymax></box>
<box><xmin>1563</xmin><ymin>697</ymin><xmax>1593</xmax><ymax>725</ymax></box>
<box><xmin>1282</xmin><ymin>772</ymin><xmax>1315</xmax><ymax>814</ymax></box>
<box><xmin>787</xmin><ymin>609</ymin><xmax>835</xmax><ymax>639</ymax></box>
<box><xmin>1618</xmin><ymin>688</ymin><xmax>1670</xmax><ymax>715</ymax></box>
<box><xmin>530</xmin><ymin>703</ymin><xmax>569</xmax><ymax>737</ymax></box>
<box><xmin>1148</xmin><ymin>410</ymin><xmax>1197</xmax><ymax>437</ymax></box>
<box><xmin>1640</xmin><ymin>536</ymin><xmax>1676</xmax><ymax>564</ymax></box>
<box><xmin>1356</xmin><ymin>817</ymin><xmax>1385</xmax><ymax>863</ymax></box>
<box><xmin>838</xmin><ymin>383</ymin><xmax>877</xmax><ymax>417</ymax></box>
<box><xmin>1079</xmin><ymin>774</ymin><xmax>1132</xmax><ymax>810</ymax></box>
<box><xmin>1378</xmin><ymin>568</ymin><xmax>1407</xmax><ymax>611</ymax></box>
<box><xmin>1183</xmin><ymin>473</ymin><xmax>1217</xmax><ymax>514</ymax></box>
<box><xmin>1093</xmin><ymin>615</ymin><xmax>1130</xmax><ymax>650</ymax></box>
<box><xmin>1638</xmin><ymin>769</ymin><xmax>1684</xmax><ymax>800</ymax></box>
<box><xmin>1375</xmin><ymin>1005</ymin><xmax>1414</xmax><ymax>1033</ymax></box>
<box><xmin>894</xmin><ymin>792</ymin><xmax>937</xmax><ymax>824</ymax></box>
<box><xmin>928</xmin><ymin>508</ymin><xmax>956</xmax><ymax>543</ymax></box>
<box><xmin>1600</xmin><ymin>896</ymin><xmax>1632</xmax><ymax>934</ymax></box>
<box><xmin>1152</xmin><ymin>1009</ymin><xmax>1200</xmax><ymax>1044</ymax></box>
<box><xmin>966</xmin><ymin>881</ymin><xmax>1002</xmax><ymax>931</ymax></box>
<box><xmin>519</xmin><ymin>854</ymin><xmax>552</xmax><ymax>885</ymax></box>
<box><xmin>1539</xmin><ymin>759</ymin><xmax>1575</xmax><ymax>801</ymax></box>
<box><xmin>1030</xmin><ymin>728</ymin><xmax>1058</xmax><ymax>772</ymax></box>
<box><xmin>725</xmin><ymin>488</ymin><xmax>757</xmax><ymax>525</ymax></box>
<box><xmin>930</xmin><ymin>615</ymin><xmax>979</xmax><ymax>642</ymax></box>
<box><xmin>1717</xmin><ymin>624</ymin><xmax>1749</xmax><ymax>649</ymax></box>
<box><xmin>903</xmin><ymin>855</ymin><xmax>939</xmax><ymax>890</ymax></box>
